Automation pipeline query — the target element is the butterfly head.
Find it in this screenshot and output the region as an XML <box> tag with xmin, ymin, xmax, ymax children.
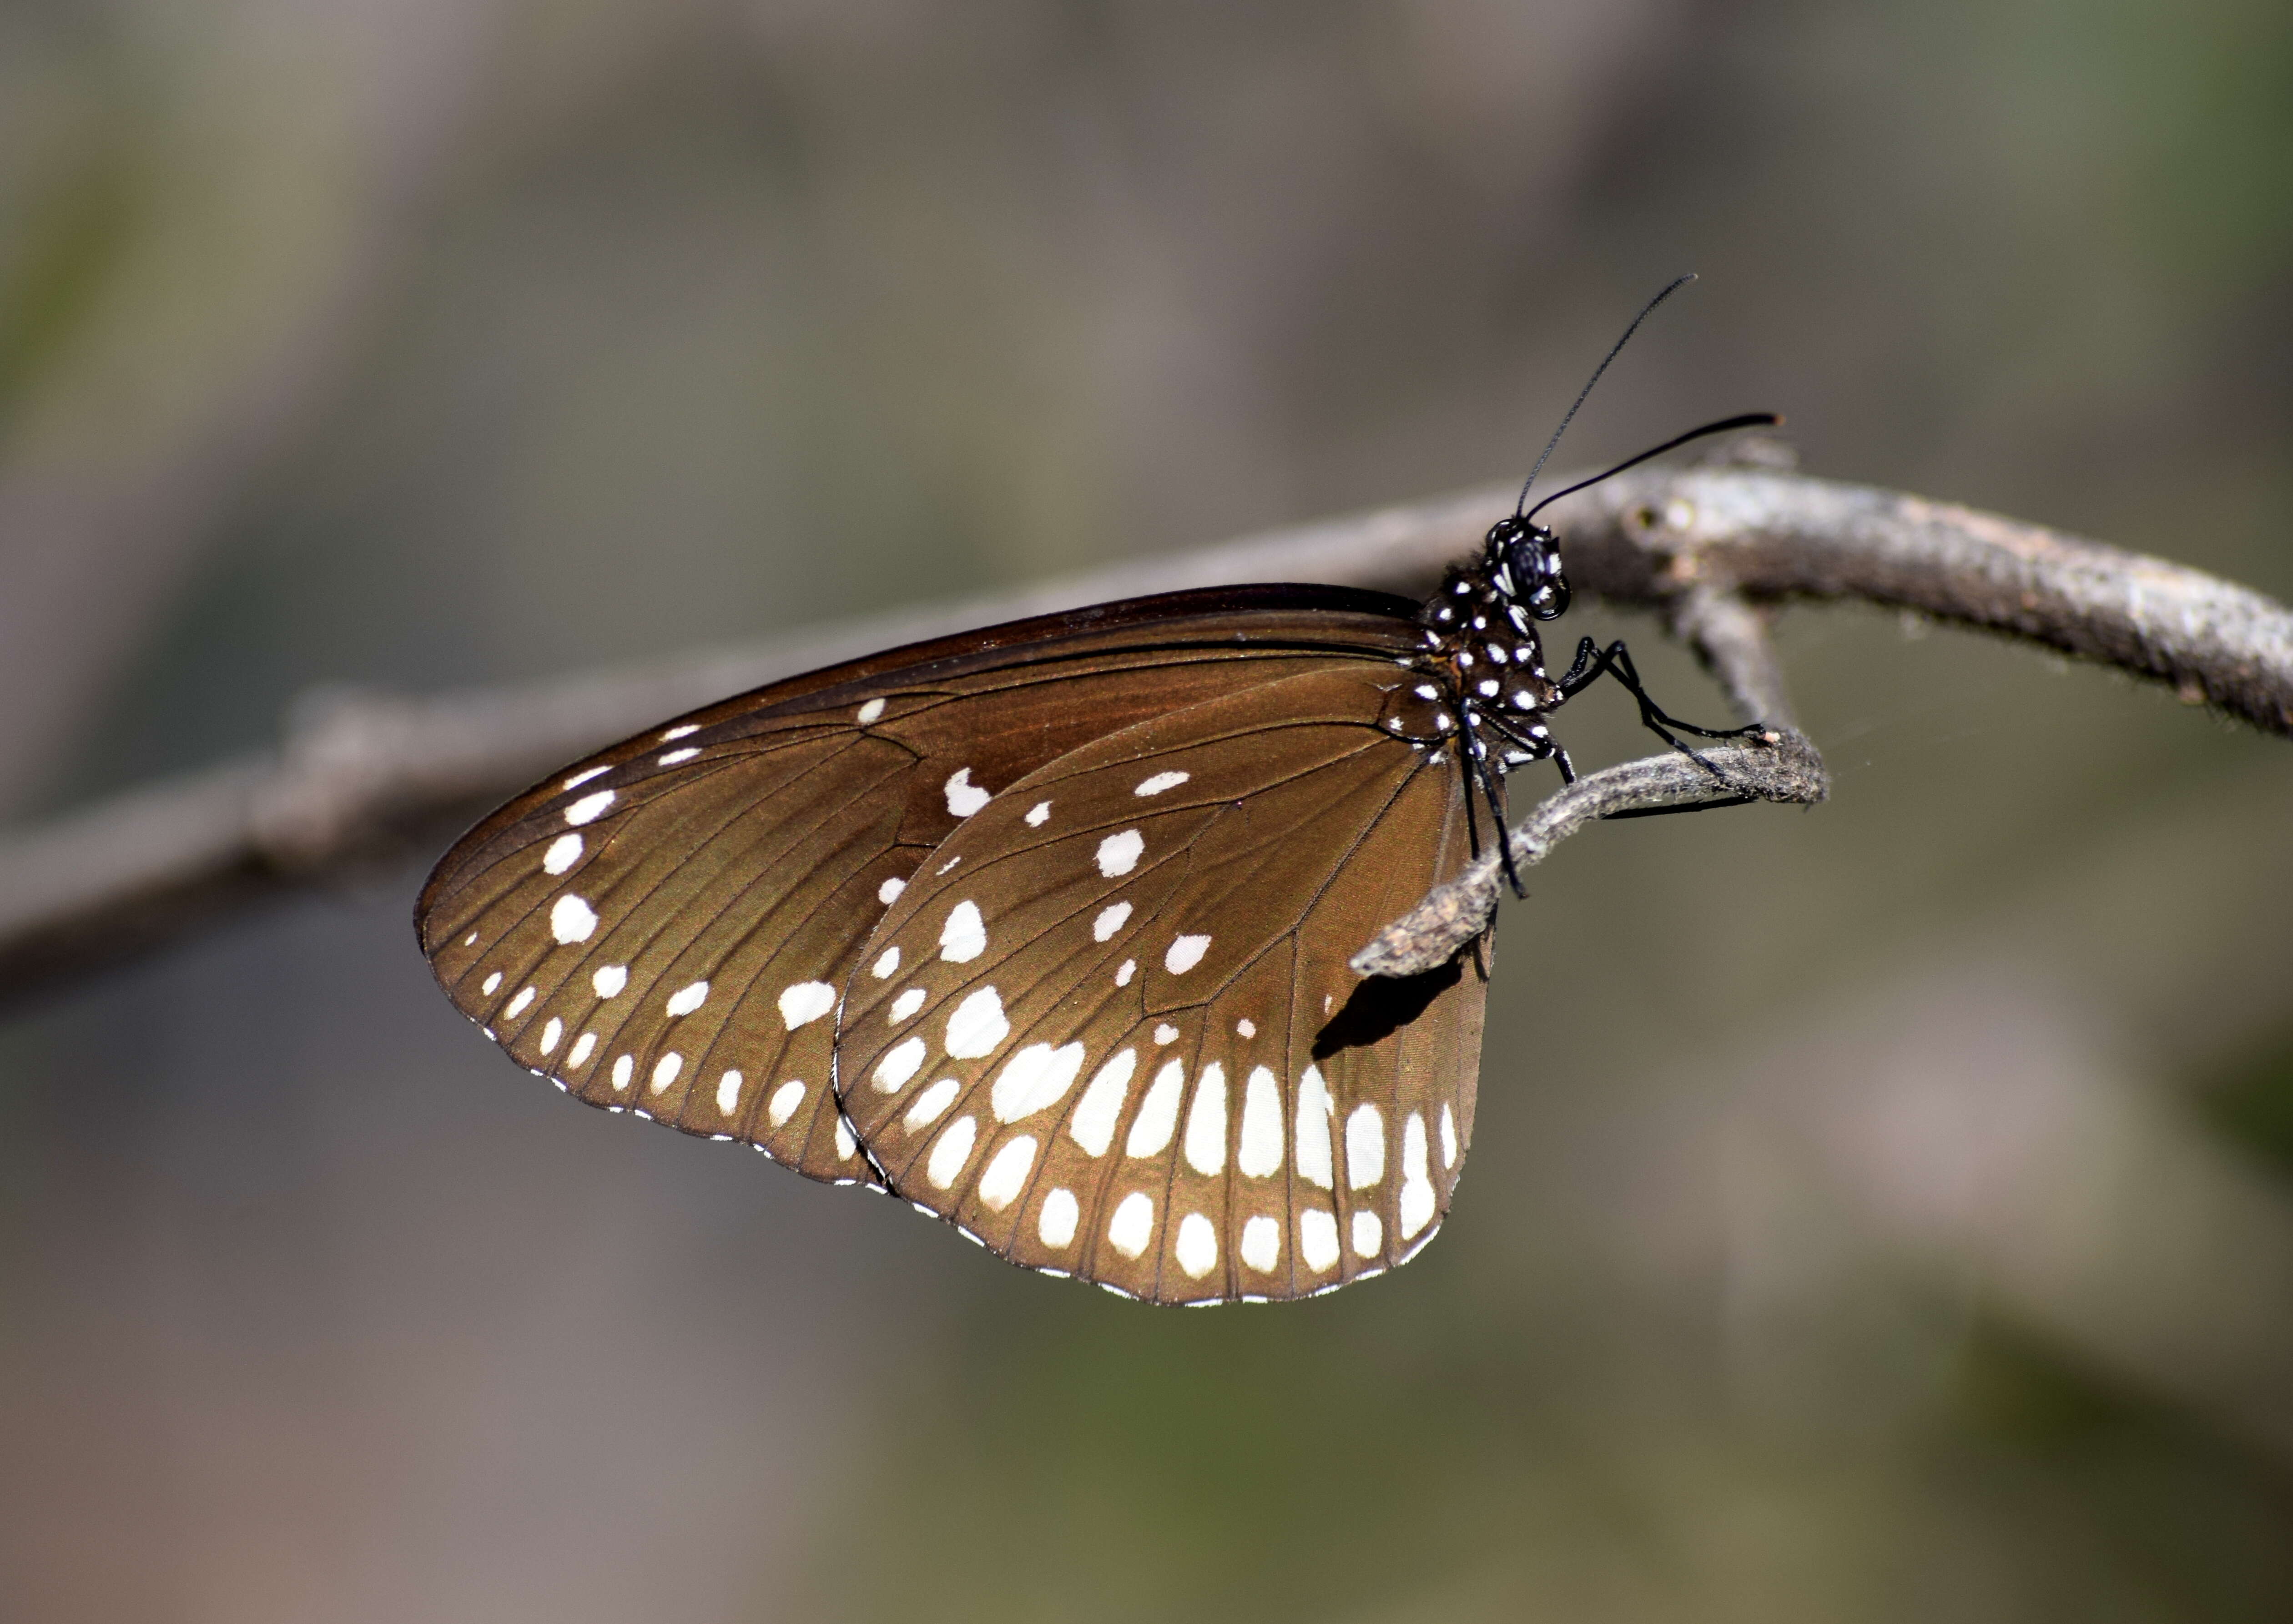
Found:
<box><xmin>1484</xmin><ymin>516</ymin><xmax>1570</xmax><ymax>622</ymax></box>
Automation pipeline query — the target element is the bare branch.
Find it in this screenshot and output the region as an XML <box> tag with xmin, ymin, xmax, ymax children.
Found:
<box><xmin>2</xmin><ymin>460</ymin><xmax>2288</xmax><ymax>1003</ymax></box>
<box><xmin>1351</xmin><ymin>728</ymin><xmax>1829</xmax><ymax>978</ymax></box>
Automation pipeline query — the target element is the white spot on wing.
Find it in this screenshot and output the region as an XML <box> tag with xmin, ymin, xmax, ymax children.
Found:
<box><xmin>939</xmin><ymin>900</ymin><xmax>987</xmax><ymax>962</ymax></box>
<box><xmin>943</xmin><ymin>986</ymin><xmax>1008</xmax><ymax>1058</ymax></box>
<box><xmin>1024</xmin><ymin>800</ymin><xmax>1051</xmax><ymax>827</ymax></box>
<box><xmin>550</xmin><ymin>895</ymin><xmax>599</xmax><ymax>943</ymax></box>
<box><xmin>856</xmin><ymin>697</ymin><xmax>886</xmax><ymax>724</ymax></box>
<box><xmin>1164</xmin><ymin>934</ymin><xmax>1211</xmax><ymax>974</ymax></box>
<box><xmin>767</xmin><ymin>1079</ymin><xmax>805</xmax><ymax>1126</ymax></box>
<box><xmin>1115</xmin><ymin>959</ymin><xmax>1136</xmax><ymax>987</ymax></box>
<box><xmin>665</xmin><ymin>980</ymin><xmax>709</xmax><ymax>1017</ymax></box>
<box><xmin>978</xmin><ymin>1136</ymin><xmax>1038</xmax><ymax>1210</ymax></box>
<box><xmin>927</xmin><ymin>1116</ymin><xmax>978</xmax><ymax>1188</ymax></box>
<box><xmin>1126</xmin><ymin>1060</ymin><xmax>1185</xmax><ymax>1157</ymax></box>
<box><xmin>662</xmin><ymin>725</ymin><xmax>699</xmax><ymax>741</ymax></box>
<box><xmin>657</xmin><ymin>747</ymin><xmax>699</xmax><ymax>765</ymax></box>
<box><xmin>1441</xmin><ymin>1102</ymin><xmax>1459</xmax><ymax>1170</ymax></box>
<box><xmin>890</xmin><ymin>988</ymin><xmax>926</xmax><ymax>1022</ymax></box>
<box><xmin>1352</xmin><ymin>1210</ymin><xmax>1383</xmax><ymax>1258</ymax></box>
<box><xmin>539</xmin><ymin>1018</ymin><xmax>563</xmax><ymax>1054</ymax></box>
<box><xmin>565</xmin><ymin>790</ymin><xmax>615</xmax><ymax>825</ymax></box>
<box><xmin>1039</xmin><ymin>1188</ymin><xmax>1079</xmax><ymax>1246</ymax></box>
<box><xmin>905</xmin><ymin>1077</ymin><xmax>960</xmax><ymax>1130</ymax></box>
<box><xmin>834</xmin><ymin>1117</ymin><xmax>856</xmax><ymax>1159</ymax></box>
<box><xmin>1107</xmin><ymin>1192</ymin><xmax>1155</xmax><ymax>1258</ymax></box>
<box><xmin>1236</xmin><ymin>1019</ymin><xmax>1255</xmax><ymax>1039</ymax></box>
<box><xmin>1093</xmin><ymin>901</ymin><xmax>1131</xmax><ymax>942</ymax></box>
<box><xmin>610</xmin><ymin>1055</ymin><xmax>634</xmax><ymax>1091</ymax></box>
<box><xmin>1096</xmin><ymin>829</ymin><xmax>1144</xmax><ymax>877</ymax></box>
<box><xmin>592</xmin><ymin>964</ymin><xmax>628</xmax><ymax>999</ymax></box>
<box><xmin>1346</xmin><ymin>1103</ymin><xmax>1387</xmax><ymax>1189</ymax></box>
<box><xmin>1183</xmin><ymin>1063</ymin><xmax>1228</xmax><ymax>1175</ymax></box>
<box><xmin>1175</xmin><ymin>1213</ymin><xmax>1218</xmax><ymax>1278</ymax></box>
<box><xmin>504</xmin><ymin>986</ymin><xmax>536</xmax><ymax>1019</ymax></box>
<box><xmin>1238</xmin><ymin>1066</ymin><xmax>1283</xmax><ymax>1177</ymax></box>
<box><xmin>1068</xmin><ymin>1049</ymin><xmax>1136</xmax><ymax>1156</ymax></box>
<box><xmin>569</xmin><ymin>1032</ymin><xmax>597</xmax><ymax>1067</ymax></box>
<box><xmin>543</xmin><ymin>834</ymin><xmax>583</xmax><ymax>875</ymax></box>
<box><xmin>1399</xmin><ymin>1111</ymin><xmax>1436</xmax><ymax>1239</ymax></box>
<box><xmin>563</xmin><ymin>766</ymin><xmax>610</xmax><ymax>790</ymax></box>
<box><xmin>873</xmin><ymin>1037</ymin><xmax>927</xmax><ymax>1093</ymax></box>
<box><xmin>481</xmin><ymin>971</ymin><xmax>502</xmax><ymax>996</ymax></box>
<box><xmin>878</xmin><ymin>877</ymin><xmax>906</xmax><ymax>906</ymax></box>
<box><xmin>1240</xmin><ymin>1215</ymin><xmax>1281</xmax><ymax>1273</ymax></box>
<box><xmin>650</xmin><ymin>1053</ymin><xmax>683</xmax><ymax>1094</ymax></box>
<box><xmin>716</xmin><ymin>1070</ymin><xmax>743</xmax><ymax>1115</ymax></box>
<box><xmin>1134</xmin><ymin>770</ymin><xmax>1190</xmax><ymax>797</ymax></box>
<box><xmin>1296</xmin><ymin>1066</ymin><xmax>1335</xmax><ymax>1189</ymax></box>
<box><xmin>944</xmin><ymin>768</ymin><xmax>990</xmax><ymax>818</ymax></box>
<box><xmin>872</xmin><ymin>946</ymin><xmax>900</xmax><ymax>978</ymax></box>
<box><xmin>778</xmin><ymin>981</ymin><xmax>836</xmax><ymax>1029</ymax></box>
<box><xmin>991</xmin><ymin>1042</ymin><xmax>1087</xmax><ymax>1123</ymax></box>
<box><xmin>1299</xmin><ymin>1209</ymin><xmax>1339</xmax><ymax>1271</ymax></box>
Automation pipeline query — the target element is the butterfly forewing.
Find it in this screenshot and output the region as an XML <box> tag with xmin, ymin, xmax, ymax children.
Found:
<box><xmin>834</xmin><ymin>665</ymin><xmax>1488</xmax><ymax>1302</ymax></box>
<box><xmin>417</xmin><ymin>588</ymin><xmax>1434</xmax><ymax>1186</ymax></box>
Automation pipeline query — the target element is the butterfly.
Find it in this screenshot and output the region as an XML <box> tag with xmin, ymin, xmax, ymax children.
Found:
<box><xmin>416</xmin><ymin>280</ymin><xmax>1774</xmax><ymax>1303</ymax></box>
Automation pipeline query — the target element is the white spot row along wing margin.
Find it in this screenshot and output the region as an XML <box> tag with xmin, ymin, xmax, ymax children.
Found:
<box><xmin>830</xmin><ymin>664</ymin><xmax>1489</xmax><ymax>1303</ymax></box>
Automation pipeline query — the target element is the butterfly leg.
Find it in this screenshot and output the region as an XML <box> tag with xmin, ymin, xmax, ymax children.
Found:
<box><xmin>1461</xmin><ymin>728</ymin><xmax>1527</xmax><ymax>896</ymax></box>
<box><xmin>1557</xmin><ymin>637</ymin><xmax>1765</xmax><ymax>756</ymax></box>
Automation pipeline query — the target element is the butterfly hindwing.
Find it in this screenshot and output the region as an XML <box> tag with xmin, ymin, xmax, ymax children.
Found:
<box><xmin>417</xmin><ymin>589</ymin><xmax>1431</xmax><ymax>1185</ymax></box>
<box><xmin>833</xmin><ymin>664</ymin><xmax>1488</xmax><ymax>1301</ymax></box>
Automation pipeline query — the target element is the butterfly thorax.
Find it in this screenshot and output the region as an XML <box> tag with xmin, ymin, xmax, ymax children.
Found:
<box><xmin>1379</xmin><ymin>520</ymin><xmax>1567</xmax><ymax>770</ymax></box>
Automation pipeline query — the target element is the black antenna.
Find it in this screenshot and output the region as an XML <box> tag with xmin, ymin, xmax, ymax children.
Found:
<box><xmin>1514</xmin><ymin>273</ymin><xmax>1697</xmax><ymax>517</ymax></box>
<box><xmin>1523</xmin><ymin>411</ymin><xmax>1781</xmax><ymax>523</ymax></box>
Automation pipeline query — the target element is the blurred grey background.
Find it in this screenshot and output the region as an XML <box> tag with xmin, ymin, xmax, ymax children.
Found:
<box><xmin>2</xmin><ymin>2</ymin><xmax>2291</xmax><ymax>1619</ymax></box>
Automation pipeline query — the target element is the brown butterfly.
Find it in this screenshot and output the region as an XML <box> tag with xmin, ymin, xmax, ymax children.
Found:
<box><xmin>416</xmin><ymin>281</ymin><xmax>1772</xmax><ymax>1303</ymax></box>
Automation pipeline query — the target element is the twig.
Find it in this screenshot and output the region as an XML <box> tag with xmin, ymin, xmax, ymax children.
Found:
<box><xmin>1350</xmin><ymin>729</ymin><xmax>1829</xmax><ymax>978</ymax></box>
<box><xmin>1</xmin><ymin>460</ymin><xmax>2288</xmax><ymax>1003</ymax></box>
